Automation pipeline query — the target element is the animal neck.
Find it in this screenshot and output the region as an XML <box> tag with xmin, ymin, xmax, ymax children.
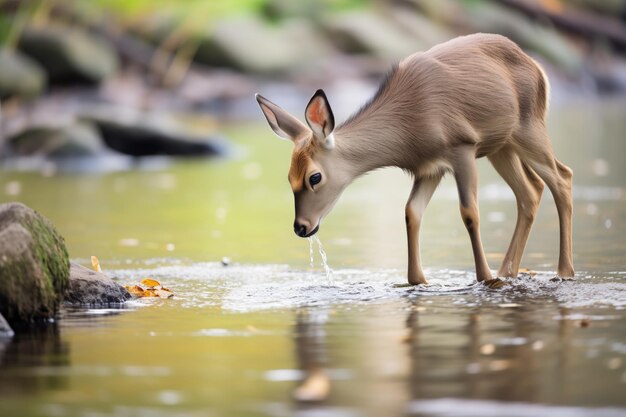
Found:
<box><xmin>334</xmin><ymin>113</ymin><xmax>420</xmax><ymax>178</ymax></box>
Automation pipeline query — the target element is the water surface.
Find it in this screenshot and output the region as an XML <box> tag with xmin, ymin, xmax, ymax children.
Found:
<box><xmin>1</xmin><ymin>97</ymin><xmax>625</xmax><ymax>416</ymax></box>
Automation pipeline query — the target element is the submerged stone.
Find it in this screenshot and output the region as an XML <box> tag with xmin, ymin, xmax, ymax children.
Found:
<box><xmin>0</xmin><ymin>203</ymin><xmax>69</xmax><ymax>327</ymax></box>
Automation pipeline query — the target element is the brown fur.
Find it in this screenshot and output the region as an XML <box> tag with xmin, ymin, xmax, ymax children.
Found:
<box><xmin>257</xmin><ymin>33</ymin><xmax>574</xmax><ymax>284</ymax></box>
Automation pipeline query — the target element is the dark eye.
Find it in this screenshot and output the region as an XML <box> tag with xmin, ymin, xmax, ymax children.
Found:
<box><xmin>309</xmin><ymin>173</ymin><xmax>322</xmax><ymax>187</ymax></box>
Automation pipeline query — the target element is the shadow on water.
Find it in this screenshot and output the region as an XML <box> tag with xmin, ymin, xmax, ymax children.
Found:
<box><xmin>0</xmin><ymin>326</ymin><xmax>70</xmax><ymax>395</ymax></box>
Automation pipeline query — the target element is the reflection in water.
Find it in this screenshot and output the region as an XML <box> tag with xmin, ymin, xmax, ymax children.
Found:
<box><xmin>293</xmin><ymin>309</ymin><xmax>331</xmax><ymax>402</ymax></box>
<box><xmin>0</xmin><ymin>325</ymin><xmax>69</xmax><ymax>395</ymax></box>
<box><xmin>403</xmin><ymin>294</ymin><xmax>626</xmax><ymax>414</ymax></box>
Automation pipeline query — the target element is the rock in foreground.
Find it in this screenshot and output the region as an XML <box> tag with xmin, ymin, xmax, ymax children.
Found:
<box><xmin>65</xmin><ymin>263</ymin><xmax>131</xmax><ymax>306</ymax></box>
<box><xmin>0</xmin><ymin>203</ymin><xmax>69</xmax><ymax>326</ymax></box>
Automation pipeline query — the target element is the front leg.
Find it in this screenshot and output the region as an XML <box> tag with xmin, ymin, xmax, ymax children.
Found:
<box><xmin>406</xmin><ymin>175</ymin><xmax>442</xmax><ymax>285</ymax></box>
<box><xmin>453</xmin><ymin>149</ymin><xmax>493</xmax><ymax>283</ymax></box>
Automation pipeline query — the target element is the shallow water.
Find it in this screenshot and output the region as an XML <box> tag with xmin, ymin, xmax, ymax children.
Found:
<box><xmin>1</xmin><ymin>97</ymin><xmax>626</xmax><ymax>416</ymax></box>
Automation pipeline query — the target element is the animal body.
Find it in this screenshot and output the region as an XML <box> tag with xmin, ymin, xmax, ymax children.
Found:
<box><xmin>256</xmin><ymin>33</ymin><xmax>574</xmax><ymax>285</ymax></box>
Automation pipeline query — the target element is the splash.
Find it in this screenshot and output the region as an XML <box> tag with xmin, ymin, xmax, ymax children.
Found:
<box><xmin>308</xmin><ymin>236</ymin><xmax>334</xmax><ymax>285</ymax></box>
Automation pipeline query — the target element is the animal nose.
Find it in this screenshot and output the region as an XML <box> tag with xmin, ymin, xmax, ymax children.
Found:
<box><xmin>294</xmin><ymin>221</ymin><xmax>307</xmax><ymax>237</ymax></box>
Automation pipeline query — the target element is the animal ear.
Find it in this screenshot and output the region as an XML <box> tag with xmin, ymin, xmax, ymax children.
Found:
<box><xmin>255</xmin><ymin>94</ymin><xmax>309</xmax><ymax>142</ymax></box>
<box><xmin>305</xmin><ymin>89</ymin><xmax>335</xmax><ymax>149</ymax></box>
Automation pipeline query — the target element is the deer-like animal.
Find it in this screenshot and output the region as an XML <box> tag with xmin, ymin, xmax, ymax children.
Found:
<box><xmin>255</xmin><ymin>33</ymin><xmax>574</xmax><ymax>285</ymax></box>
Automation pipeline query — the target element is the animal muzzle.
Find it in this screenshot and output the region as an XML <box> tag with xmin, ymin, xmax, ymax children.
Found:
<box><xmin>293</xmin><ymin>221</ymin><xmax>319</xmax><ymax>238</ymax></box>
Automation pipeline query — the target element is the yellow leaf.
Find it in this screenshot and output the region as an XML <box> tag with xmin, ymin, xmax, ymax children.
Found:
<box><xmin>140</xmin><ymin>278</ymin><xmax>161</xmax><ymax>288</ymax></box>
<box><xmin>143</xmin><ymin>288</ymin><xmax>159</xmax><ymax>297</ymax></box>
<box><xmin>124</xmin><ymin>285</ymin><xmax>145</xmax><ymax>298</ymax></box>
<box><xmin>91</xmin><ymin>256</ymin><xmax>102</xmax><ymax>272</ymax></box>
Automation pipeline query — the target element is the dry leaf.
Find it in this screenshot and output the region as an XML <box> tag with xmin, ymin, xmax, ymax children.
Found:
<box><xmin>124</xmin><ymin>285</ymin><xmax>145</xmax><ymax>298</ymax></box>
<box><xmin>91</xmin><ymin>256</ymin><xmax>102</xmax><ymax>272</ymax></box>
<box><xmin>141</xmin><ymin>278</ymin><xmax>161</xmax><ymax>288</ymax></box>
<box><xmin>155</xmin><ymin>289</ymin><xmax>174</xmax><ymax>299</ymax></box>
<box><xmin>143</xmin><ymin>288</ymin><xmax>159</xmax><ymax>297</ymax></box>
<box><xmin>518</xmin><ymin>267</ymin><xmax>537</xmax><ymax>276</ymax></box>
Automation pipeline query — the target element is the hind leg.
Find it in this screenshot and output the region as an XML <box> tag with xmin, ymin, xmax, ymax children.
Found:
<box><xmin>488</xmin><ymin>147</ymin><xmax>544</xmax><ymax>278</ymax></box>
<box><xmin>521</xmin><ymin>139</ymin><xmax>575</xmax><ymax>278</ymax></box>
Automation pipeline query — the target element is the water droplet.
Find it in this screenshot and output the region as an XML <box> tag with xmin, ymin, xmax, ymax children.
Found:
<box><xmin>607</xmin><ymin>357</ymin><xmax>623</xmax><ymax>370</ymax></box>
<box><xmin>591</xmin><ymin>158</ymin><xmax>609</xmax><ymax>177</ymax></box>
<box><xmin>488</xmin><ymin>359</ymin><xmax>511</xmax><ymax>371</ymax></box>
<box><xmin>480</xmin><ymin>344</ymin><xmax>496</xmax><ymax>355</ymax></box>
<box><xmin>466</xmin><ymin>363</ymin><xmax>481</xmax><ymax>374</ymax></box>
<box><xmin>157</xmin><ymin>390</ymin><xmax>183</xmax><ymax>405</ymax></box>
<box><xmin>242</xmin><ymin>162</ymin><xmax>262</xmax><ymax>180</ymax></box>
<box><xmin>586</xmin><ymin>203</ymin><xmax>598</xmax><ymax>216</ymax></box>
<box><xmin>313</xmin><ymin>236</ymin><xmax>333</xmax><ymax>285</ymax></box>
<box><xmin>4</xmin><ymin>181</ymin><xmax>21</xmax><ymax>196</ymax></box>
<box><xmin>308</xmin><ymin>237</ymin><xmax>315</xmax><ymax>268</ymax></box>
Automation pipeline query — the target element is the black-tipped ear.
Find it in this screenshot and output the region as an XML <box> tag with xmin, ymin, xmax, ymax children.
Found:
<box><xmin>304</xmin><ymin>89</ymin><xmax>335</xmax><ymax>144</ymax></box>
<box><xmin>255</xmin><ymin>93</ymin><xmax>309</xmax><ymax>141</ymax></box>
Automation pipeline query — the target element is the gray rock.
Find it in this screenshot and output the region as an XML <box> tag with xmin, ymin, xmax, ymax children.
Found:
<box><xmin>0</xmin><ymin>313</ymin><xmax>13</xmax><ymax>338</ymax></box>
<box><xmin>64</xmin><ymin>263</ymin><xmax>131</xmax><ymax>306</ymax></box>
<box><xmin>83</xmin><ymin>111</ymin><xmax>230</xmax><ymax>157</ymax></box>
<box><xmin>18</xmin><ymin>27</ymin><xmax>119</xmax><ymax>85</ymax></box>
<box><xmin>194</xmin><ymin>16</ymin><xmax>331</xmax><ymax>75</ymax></box>
<box><xmin>0</xmin><ymin>203</ymin><xmax>69</xmax><ymax>326</ymax></box>
<box><xmin>4</xmin><ymin>122</ymin><xmax>106</xmax><ymax>158</ymax></box>
<box><xmin>0</xmin><ymin>48</ymin><xmax>47</xmax><ymax>99</ymax></box>
<box><xmin>462</xmin><ymin>3</ymin><xmax>583</xmax><ymax>74</ymax></box>
<box><xmin>321</xmin><ymin>11</ymin><xmax>417</xmax><ymax>61</ymax></box>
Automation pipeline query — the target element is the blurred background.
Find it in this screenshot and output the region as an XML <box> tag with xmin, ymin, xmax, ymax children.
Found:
<box><xmin>2</xmin><ymin>0</ymin><xmax>626</xmax><ymax>140</ymax></box>
<box><xmin>0</xmin><ymin>0</ymin><xmax>625</xmax><ymax>269</ymax></box>
<box><xmin>2</xmin><ymin>3</ymin><xmax>626</xmax><ymax>417</ymax></box>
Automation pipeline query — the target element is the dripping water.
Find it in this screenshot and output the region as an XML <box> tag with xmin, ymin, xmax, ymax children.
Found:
<box><xmin>309</xmin><ymin>235</ymin><xmax>334</xmax><ymax>285</ymax></box>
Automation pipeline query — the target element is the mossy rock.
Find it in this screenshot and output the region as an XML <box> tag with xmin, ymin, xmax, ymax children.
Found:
<box><xmin>0</xmin><ymin>203</ymin><xmax>69</xmax><ymax>327</ymax></box>
<box><xmin>0</xmin><ymin>48</ymin><xmax>47</xmax><ymax>99</ymax></box>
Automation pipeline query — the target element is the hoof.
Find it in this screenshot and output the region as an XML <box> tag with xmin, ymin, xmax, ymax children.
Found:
<box><xmin>394</xmin><ymin>282</ymin><xmax>428</xmax><ymax>288</ymax></box>
<box><xmin>483</xmin><ymin>278</ymin><xmax>506</xmax><ymax>289</ymax></box>
<box><xmin>550</xmin><ymin>276</ymin><xmax>575</xmax><ymax>282</ymax></box>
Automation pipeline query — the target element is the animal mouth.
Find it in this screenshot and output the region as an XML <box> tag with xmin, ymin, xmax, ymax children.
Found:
<box><xmin>304</xmin><ymin>225</ymin><xmax>319</xmax><ymax>238</ymax></box>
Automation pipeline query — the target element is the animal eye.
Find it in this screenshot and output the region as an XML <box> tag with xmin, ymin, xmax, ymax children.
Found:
<box><xmin>309</xmin><ymin>173</ymin><xmax>322</xmax><ymax>187</ymax></box>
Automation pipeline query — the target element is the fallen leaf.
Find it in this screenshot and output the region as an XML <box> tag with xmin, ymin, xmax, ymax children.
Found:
<box><xmin>155</xmin><ymin>289</ymin><xmax>174</xmax><ymax>299</ymax></box>
<box><xmin>141</xmin><ymin>278</ymin><xmax>161</xmax><ymax>288</ymax></box>
<box><xmin>518</xmin><ymin>267</ymin><xmax>537</xmax><ymax>276</ymax></box>
<box><xmin>124</xmin><ymin>285</ymin><xmax>145</xmax><ymax>298</ymax></box>
<box><xmin>91</xmin><ymin>256</ymin><xmax>102</xmax><ymax>272</ymax></box>
<box><xmin>143</xmin><ymin>288</ymin><xmax>159</xmax><ymax>297</ymax></box>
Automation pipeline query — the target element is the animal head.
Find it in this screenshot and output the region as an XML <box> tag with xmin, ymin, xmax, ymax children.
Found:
<box><xmin>256</xmin><ymin>90</ymin><xmax>349</xmax><ymax>238</ymax></box>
